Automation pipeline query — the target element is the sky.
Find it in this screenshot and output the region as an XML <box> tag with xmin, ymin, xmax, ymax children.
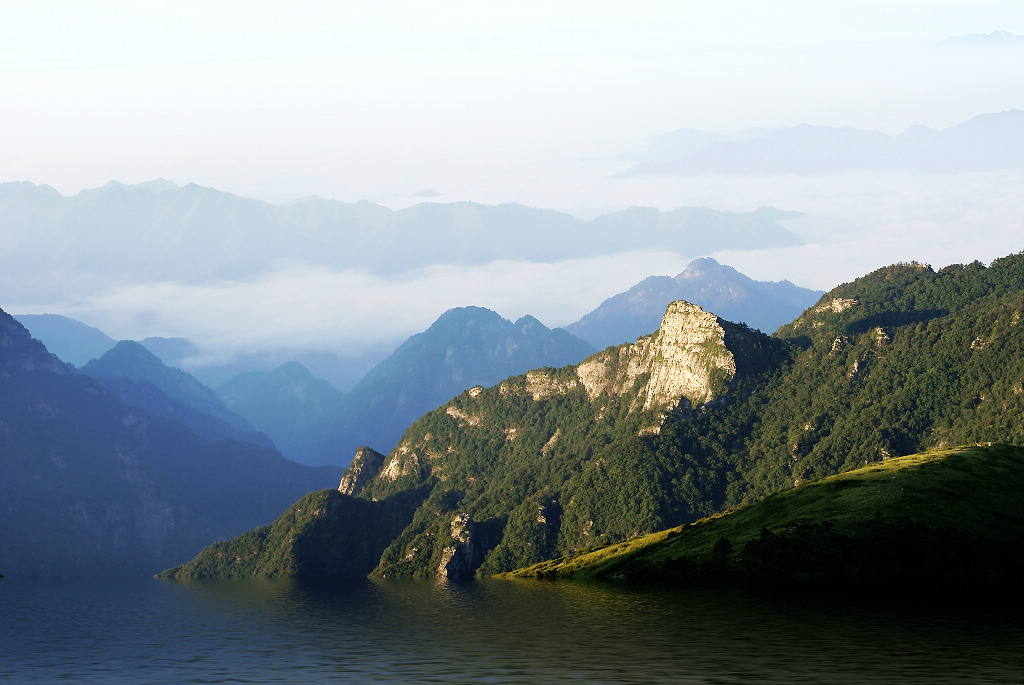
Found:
<box><xmin>2</xmin><ymin>1</ymin><xmax>1023</xmax><ymax>368</ymax></box>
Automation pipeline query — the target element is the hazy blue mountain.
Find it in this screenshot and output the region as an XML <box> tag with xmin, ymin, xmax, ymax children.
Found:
<box><xmin>182</xmin><ymin>346</ymin><xmax>393</xmax><ymax>393</ymax></box>
<box><xmin>80</xmin><ymin>340</ymin><xmax>272</xmax><ymax>447</ymax></box>
<box><xmin>138</xmin><ymin>337</ymin><xmax>201</xmax><ymax>367</ymax></box>
<box><xmin>13</xmin><ymin>313</ymin><xmax>116</xmax><ymax>367</ymax></box>
<box><xmin>0</xmin><ymin>307</ymin><xmax>339</xmax><ymax>578</ymax></box>
<box><xmin>620</xmin><ymin>109</ymin><xmax>1024</xmax><ymax>176</ymax></box>
<box><xmin>14</xmin><ymin>310</ymin><xmax>396</xmax><ymax>394</ymax></box>
<box><xmin>216</xmin><ymin>362</ymin><xmax>345</xmax><ymax>461</ymax></box>
<box><xmin>302</xmin><ymin>307</ymin><xmax>596</xmax><ymax>466</ymax></box>
<box><xmin>942</xmin><ymin>30</ymin><xmax>1024</xmax><ymax>46</ymax></box>
<box><xmin>566</xmin><ymin>257</ymin><xmax>822</xmax><ymax>348</ymax></box>
<box><xmin>0</xmin><ymin>180</ymin><xmax>803</xmax><ymax>300</ymax></box>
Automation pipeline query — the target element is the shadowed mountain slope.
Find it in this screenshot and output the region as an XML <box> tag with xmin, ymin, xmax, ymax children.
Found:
<box><xmin>507</xmin><ymin>444</ymin><xmax>1024</xmax><ymax>585</ymax></box>
<box><xmin>0</xmin><ymin>309</ymin><xmax>338</xmax><ymax>578</ymax></box>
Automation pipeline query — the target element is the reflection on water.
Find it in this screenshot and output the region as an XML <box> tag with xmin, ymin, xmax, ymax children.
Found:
<box><xmin>2</xmin><ymin>576</ymin><xmax>1021</xmax><ymax>683</ymax></box>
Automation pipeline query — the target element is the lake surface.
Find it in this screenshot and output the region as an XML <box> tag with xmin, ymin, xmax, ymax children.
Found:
<box><xmin>1</xmin><ymin>576</ymin><xmax>1021</xmax><ymax>683</ymax></box>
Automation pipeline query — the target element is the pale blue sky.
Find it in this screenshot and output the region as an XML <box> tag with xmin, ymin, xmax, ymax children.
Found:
<box><xmin>3</xmin><ymin>2</ymin><xmax>1023</xmax><ymax>356</ymax></box>
<box><xmin>3</xmin><ymin>1</ymin><xmax>1022</xmax><ymax>205</ymax></box>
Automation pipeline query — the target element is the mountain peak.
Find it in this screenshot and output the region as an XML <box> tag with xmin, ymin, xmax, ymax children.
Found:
<box><xmin>84</xmin><ymin>340</ymin><xmax>165</xmax><ymax>378</ymax></box>
<box><xmin>0</xmin><ymin>308</ymin><xmax>69</xmax><ymax>375</ymax></box>
<box><xmin>574</xmin><ymin>300</ymin><xmax>737</xmax><ymax>419</ymax></box>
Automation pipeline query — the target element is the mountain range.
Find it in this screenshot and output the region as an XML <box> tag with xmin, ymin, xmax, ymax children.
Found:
<box><xmin>222</xmin><ymin>307</ymin><xmax>596</xmax><ymax>465</ymax></box>
<box><xmin>17</xmin><ymin>257</ymin><xmax>821</xmax><ymax>467</ymax></box>
<box><xmin>80</xmin><ymin>340</ymin><xmax>273</xmax><ymax>448</ymax></box>
<box><xmin>620</xmin><ymin>109</ymin><xmax>1024</xmax><ymax>176</ymax></box>
<box><xmin>0</xmin><ymin>181</ymin><xmax>802</xmax><ymax>300</ymax></box>
<box><xmin>163</xmin><ymin>251</ymin><xmax>1024</xmax><ymax>582</ymax></box>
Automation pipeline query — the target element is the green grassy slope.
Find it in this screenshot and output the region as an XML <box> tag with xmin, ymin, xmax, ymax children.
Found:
<box><xmin>504</xmin><ymin>444</ymin><xmax>1024</xmax><ymax>584</ymax></box>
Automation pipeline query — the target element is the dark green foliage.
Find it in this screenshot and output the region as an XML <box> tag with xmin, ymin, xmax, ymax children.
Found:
<box><xmin>159</xmin><ymin>485</ymin><xmax>429</xmax><ymax>580</ymax></box>
<box><xmin>171</xmin><ymin>252</ymin><xmax>1024</xmax><ymax>583</ymax></box>
<box><xmin>510</xmin><ymin>444</ymin><xmax>1024</xmax><ymax>585</ymax></box>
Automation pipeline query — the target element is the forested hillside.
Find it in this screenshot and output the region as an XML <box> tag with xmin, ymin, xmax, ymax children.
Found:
<box><xmin>163</xmin><ymin>252</ymin><xmax>1024</xmax><ymax>582</ymax></box>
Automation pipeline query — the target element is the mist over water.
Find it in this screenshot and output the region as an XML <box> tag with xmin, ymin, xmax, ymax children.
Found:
<box><xmin>3</xmin><ymin>578</ymin><xmax>1020</xmax><ymax>683</ymax></box>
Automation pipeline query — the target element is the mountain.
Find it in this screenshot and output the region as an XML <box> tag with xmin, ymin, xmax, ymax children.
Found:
<box><xmin>164</xmin><ymin>251</ymin><xmax>1024</xmax><ymax>582</ymax></box>
<box><xmin>12</xmin><ymin>311</ymin><xmax>378</xmax><ymax>395</ymax></box>
<box><xmin>138</xmin><ymin>337</ymin><xmax>201</xmax><ymax>367</ymax></box>
<box><xmin>298</xmin><ymin>307</ymin><xmax>596</xmax><ymax>465</ymax></box>
<box><xmin>216</xmin><ymin>362</ymin><xmax>345</xmax><ymax>461</ymax></box>
<box><xmin>620</xmin><ymin>110</ymin><xmax>1024</xmax><ymax>176</ymax></box>
<box><xmin>0</xmin><ymin>180</ymin><xmax>803</xmax><ymax>306</ymax></box>
<box><xmin>162</xmin><ymin>301</ymin><xmax>788</xmax><ymax>579</ymax></box>
<box><xmin>0</xmin><ymin>309</ymin><xmax>339</xmax><ymax>578</ymax></box>
<box><xmin>13</xmin><ymin>313</ymin><xmax>116</xmax><ymax>367</ymax></box>
<box><xmin>79</xmin><ymin>340</ymin><xmax>272</xmax><ymax>447</ymax></box>
<box><xmin>942</xmin><ymin>31</ymin><xmax>1024</xmax><ymax>47</ymax></box>
<box><xmin>566</xmin><ymin>257</ymin><xmax>822</xmax><ymax>347</ymax></box>
<box><xmin>507</xmin><ymin>444</ymin><xmax>1024</xmax><ymax>585</ymax></box>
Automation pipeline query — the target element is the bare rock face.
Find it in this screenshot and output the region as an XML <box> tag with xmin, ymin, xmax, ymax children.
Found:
<box><xmin>576</xmin><ymin>300</ymin><xmax>735</xmax><ymax>413</ymax></box>
<box><xmin>338</xmin><ymin>447</ymin><xmax>386</xmax><ymax>496</ymax></box>
<box><xmin>641</xmin><ymin>300</ymin><xmax>735</xmax><ymax>410</ymax></box>
<box><xmin>437</xmin><ymin>512</ymin><xmax>483</xmax><ymax>579</ymax></box>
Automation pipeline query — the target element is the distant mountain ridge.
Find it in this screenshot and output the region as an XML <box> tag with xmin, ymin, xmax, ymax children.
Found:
<box><xmin>217</xmin><ymin>362</ymin><xmax>345</xmax><ymax>461</ymax></box>
<box><xmin>0</xmin><ymin>307</ymin><xmax>339</xmax><ymax>578</ymax></box>
<box><xmin>80</xmin><ymin>340</ymin><xmax>273</xmax><ymax>448</ymax></box>
<box><xmin>13</xmin><ymin>314</ymin><xmax>116</xmax><ymax>367</ymax></box>
<box><xmin>621</xmin><ymin>109</ymin><xmax>1024</xmax><ymax>176</ymax></box>
<box><xmin>566</xmin><ymin>257</ymin><xmax>822</xmax><ymax>347</ymax></box>
<box><xmin>0</xmin><ymin>181</ymin><xmax>802</xmax><ymax>301</ymax></box>
<box><xmin>295</xmin><ymin>307</ymin><xmax>596</xmax><ymax>465</ymax></box>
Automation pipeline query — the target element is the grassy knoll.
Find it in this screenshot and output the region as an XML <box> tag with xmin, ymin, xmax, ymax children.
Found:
<box><xmin>503</xmin><ymin>443</ymin><xmax>1024</xmax><ymax>585</ymax></box>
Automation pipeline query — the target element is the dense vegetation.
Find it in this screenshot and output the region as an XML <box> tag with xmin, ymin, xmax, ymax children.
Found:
<box><xmin>165</xmin><ymin>252</ymin><xmax>1024</xmax><ymax>583</ymax></box>
<box><xmin>506</xmin><ymin>444</ymin><xmax>1024</xmax><ymax>585</ymax></box>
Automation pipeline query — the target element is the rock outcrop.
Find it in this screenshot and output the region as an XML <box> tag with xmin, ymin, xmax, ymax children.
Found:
<box><xmin>338</xmin><ymin>447</ymin><xmax>386</xmax><ymax>496</ymax></box>
<box><xmin>436</xmin><ymin>512</ymin><xmax>485</xmax><ymax>580</ymax></box>
<box><xmin>575</xmin><ymin>300</ymin><xmax>735</xmax><ymax>415</ymax></box>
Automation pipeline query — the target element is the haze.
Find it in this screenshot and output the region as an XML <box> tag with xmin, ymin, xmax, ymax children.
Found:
<box><xmin>3</xmin><ymin>1</ymin><xmax>1023</xmax><ymax>367</ymax></box>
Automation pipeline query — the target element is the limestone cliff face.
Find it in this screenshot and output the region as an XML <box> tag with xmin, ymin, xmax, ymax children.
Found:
<box><xmin>638</xmin><ymin>300</ymin><xmax>736</xmax><ymax>410</ymax></box>
<box><xmin>572</xmin><ymin>300</ymin><xmax>735</xmax><ymax>414</ymax></box>
<box><xmin>338</xmin><ymin>447</ymin><xmax>386</xmax><ymax>496</ymax></box>
<box><xmin>436</xmin><ymin>512</ymin><xmax>484</xmax><ymax>580</ymax></box>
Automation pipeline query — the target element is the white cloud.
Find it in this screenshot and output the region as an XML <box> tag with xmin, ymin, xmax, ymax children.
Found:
<box><xmin>30</xmin><ymin>250</ymin><xmax>691</xmax><ymax>359</ymax></box>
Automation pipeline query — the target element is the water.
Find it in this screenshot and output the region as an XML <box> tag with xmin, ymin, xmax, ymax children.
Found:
<box><xmin>1</xmin><ymin>577</ymin><xmax>1021</xmax><ymax>683</ymax></box>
